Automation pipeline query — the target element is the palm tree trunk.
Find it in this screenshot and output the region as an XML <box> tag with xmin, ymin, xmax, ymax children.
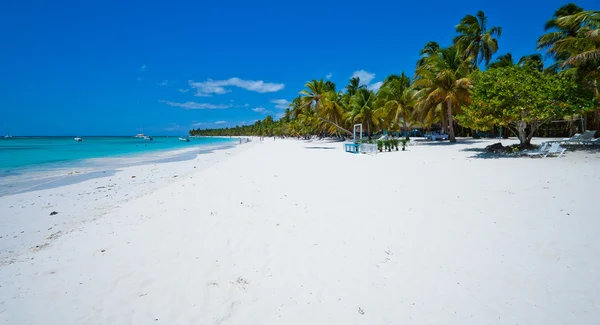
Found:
<box><xmin>315</xmin><ymin>116</ymin><xmax>352</xmax><ymax>136</ymax></box>
<box><xmin>593</xmin><ymin>79</ymin><xmax>600</xmax><ymax>131</ymax></box>
<box><xmin>447</xmin><ymin>100</ymin><xmax>456</xmax><ymax>142</ymax></box>
<box><xmin>441</xmin><ymin>110</ymin><xmax>447</xmax><ymax>134</ymax></box>
<box><xmin>314</xmin><ymin>100</ymin><xmax>353</xmax><ymax>136</ymax></box>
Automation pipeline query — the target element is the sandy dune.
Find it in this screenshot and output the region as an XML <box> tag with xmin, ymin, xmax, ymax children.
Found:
<box><xmin>1</xmin><ymin>138</ymin><xmax>599</xmax><ymax>324</ymax></box>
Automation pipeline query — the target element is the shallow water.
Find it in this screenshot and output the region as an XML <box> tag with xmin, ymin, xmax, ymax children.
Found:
<box><xmin>0</xmin><ymin>136</ymin><xmax>234</xmax><ymax>170</ymax></box>
<box><xmin>0</xmin><ymin>136</ymin><xmax>236</xmax><ymax>196</ymax></box>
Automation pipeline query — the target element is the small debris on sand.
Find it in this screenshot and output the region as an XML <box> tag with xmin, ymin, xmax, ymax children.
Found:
<box><xmin>49</xmin><ymin>211</ymin><xmax>58</xmax><ymax>216</ymax></box>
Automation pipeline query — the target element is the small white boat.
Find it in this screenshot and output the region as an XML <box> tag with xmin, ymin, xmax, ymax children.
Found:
<box><xmin>143</xmin><ymin>136</ymin><xmax>153</xmax><ymax>140</ymax></box>
<box><xmin>179</xmin><ymin>137</ymin><xmax>190</xmax><ymax>142</ymax></box>
<box><xmin>135</xmin><ymin>133</ymin><xmax>146</xmax><ymax>138</ymax></box>
<box><xmin>74</xmin><ymin>137</ymin><xmax>83</xmax><ymax>142</ymax></box>
<box><xmin>4</xmin><ymin>134</ymin><xmax>11</xmax><ymax>139</ymax></box>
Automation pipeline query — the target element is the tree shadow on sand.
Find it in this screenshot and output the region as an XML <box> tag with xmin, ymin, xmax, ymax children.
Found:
<box><xmin>304</xmin><ymin>146</ymin><xmax>337</xmax><ymax>150</ymax></box>
<box><xmin>460</xmin><ymin>147</ymin><xmax>522</xmax><ymax>159</ymax></box>
<box><xmin>461</xmin><ymin>144</ymin><xmax>600</xmax><ymax>159</ymax></box>
<box><xmin>560</xmin><ymin>145</ymin><xmax>600</xmax><ymax>153</ymax></box>
<box><xmin>414</xmin><ymin>138</ymin><xmax>490</xmax><ymax>146</ymax></box>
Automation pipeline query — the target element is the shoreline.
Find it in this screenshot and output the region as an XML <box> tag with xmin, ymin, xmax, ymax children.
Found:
<box><xmin>0</xmin><ymin>141</ymin><xmax>239</xmax><ymax>197</ymax></box>
<box><xmin>0</xmin><ymin>140</ymin><xmax>254</xmax><ymax>265</ymax></box>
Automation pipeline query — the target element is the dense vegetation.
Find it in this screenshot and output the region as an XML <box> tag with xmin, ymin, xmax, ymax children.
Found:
<box><xmin>190</xmin><ymin>4</ymin><xmax>599</xmax><ymax>144</ymax></box>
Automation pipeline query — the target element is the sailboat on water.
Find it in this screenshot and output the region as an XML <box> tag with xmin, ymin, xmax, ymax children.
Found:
<box><xmin>135</xmin><ymin>125</ymin><xmax>153</xmax><ymax>140</ymax></box>
<box><xmin>4</xmin><ymin>124</ymin><xmax>12</xmax><ymax>138</ymax></box>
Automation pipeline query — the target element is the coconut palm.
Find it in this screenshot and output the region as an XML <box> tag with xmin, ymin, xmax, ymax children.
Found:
<box><xmin>550</xmin><ymin>10</ymin><xmax>600</xmax><ymax>67</ymax></box>
<box><xmin>537</xmin><ymin>4</ymin><xmax>584</xmax><ymax>70</ymax></box>
<box><xmin>487</xmin><ymin>53</ymin><xmax>544</xmax><ymax>71</ymax></box>
<box><xmin>300</xmin><ymin>79</ymin><xmax>352</xmax><ymax>136</ymax></box>
<box><xmin>454</xmin><ymin>11</ymin><xmax>502</xmax><ymax>66</ymax></box>
<box><xmin>319</xmin><ymin>90</ymin><xmax>347</xmax><ymax>137</ymax></box>
<box><xmin>346</xmin><ymin>77</ymin><xmax>365</xmax><ymax>96</ymax></box>
<box><xmin>414</xmin><ymin>46</ymin><xmax>473</xmax><ymax>142</ymax></box>
<box><xmin>487</xmin><ymin>53</ymin><xmax>514</xmax><ymax>69</ymax></box>
<box><xmin>348</xmin><ymin>88</ymin><xmax>378</xmax><ymax>138</ymax></box>
<box><xmin>417</xmin><ymin>41</ymin><xmax>440</xmax><ymax>67</ymax></box>
<box><xmin>375</xmin><ymin>73</ymin><xmax>417</xmax><ymax>138</ymax></box>
<box><xmin>518</xmin><ymin>54</ymin><xmax>544</xmax><ymax>71</ymax></box>
<box><xmin>539</xmin><ymin>7</ymin><xmax>600</xmax><ymax>128</ymax></box>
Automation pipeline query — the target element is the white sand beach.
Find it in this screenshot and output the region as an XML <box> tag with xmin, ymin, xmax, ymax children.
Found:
<box><xmin>1</xmin><ymin>138</ymin><xmax>599</xmax><ymax>324</ymax></box>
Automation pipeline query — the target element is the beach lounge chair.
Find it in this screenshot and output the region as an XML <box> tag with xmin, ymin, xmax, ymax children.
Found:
<box><xmin>581</xmin><ymin>130</ymin><xmax>597</xmax><ymax>144</ymax></box>
<box><xmin>543</xmin><ymin>143</ymin><xmax>566</xmax><ymax>157</ymax></box>
<box><xmin>524</xmin><ymin>142</ymin><xmax>550</xmax><ymax>157</ymax></box>
<box><xmin>579</xmin><ymin>130</ymin><xmax>596</xmax><ymax>144</ymax></box>
<box><xmin>560</xmin><ymin>133</ymin><xmax>583</xmax><ymax>144</ymax></box>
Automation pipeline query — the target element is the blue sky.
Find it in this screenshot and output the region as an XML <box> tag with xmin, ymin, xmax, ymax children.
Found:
<box><xmin>0</xmin><ymin>0</ymin><xmax>596</xmax><ymax>136</ymax></box>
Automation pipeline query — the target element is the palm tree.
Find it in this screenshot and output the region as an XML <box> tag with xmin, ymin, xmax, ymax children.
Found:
<box><xmin>550</xmin><ymin>10</ymin><xmax>600</xmax><ymax>67</ymax></box>
<box><xmin>346</xmin><ymin>77</ymin><xmax>365</xmax><ymax>96</ymax></box>
<box><xmin>319</xmin><ymin>90</ymin><xmax>347</xmax><ymax>137</ymax></box>
<box><xmin>518</xmin><ymin>54</ymin><xmax>544</xmax><ymax>71</ymax></box>
<box><xmin>348</xmin><ymin>88</ymin><xmax>378</xmax><ymax>139</ymax></box>
<box><xmin>300</xmin><ymin>79</ymin><xmax>353</xmax><ymax>136</ymax></box>
<box><xmin>375</xmin><ymin>73</ymin><xmax>417</xmax><ymax>138</ymax></box>
<box><xmin>487</xmin><ymin>53</ymin><xmax>514</xmax><ymax>69</ymax></box>
<box><xmin>417</xmin><ymin>41</ymin><xmax>440</xmax><ymax>67</ymax></box>
<box><xmin>537</xmin><ymin>3</ymin><xmax>584</xmax><ymax>70</ymax></box>
<box><xmin>454</xmin><ymin>11</ymin><xmax>502</xmax><ymax>66</ymax></box>
<box><xmin>539</xmin><ymin>6</ymin><xmax>600</xmax><ymax>128</ymax></box>
<box><xmin>487</xmin><ymin>53</ymin><xmax>544</xmax><ymax>71</ymax></box>
<box><xmin>324</xmin><ymin>80</ymin><xmax>336</xmax><ymax>92</ymax></box>
<box><xmin>414</xmin><ymin>46</ymin><xmax>473</xmax><ymax>142</ymax></box>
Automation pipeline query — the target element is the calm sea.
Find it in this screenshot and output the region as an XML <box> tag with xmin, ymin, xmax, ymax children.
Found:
<box><xmin>0</xmin><ymin>136</ymin><xmax>236</xmax><ymax>195</ymax></box>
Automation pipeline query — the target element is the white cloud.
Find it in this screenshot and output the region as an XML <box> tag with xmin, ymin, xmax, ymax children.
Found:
<box><xmin>351</xmin><ymin>70</ymin><xmax>375</xmax><ymax>85</ymax></box>
<box><xmin>188</xmin><ymin>78</ymin><xmax>285</xmax><ymax>96</ymax></box>
<box><xmin>326</xmin><ymin>73</ymin><xmax>333</xmax><ymax>79</ymax></box>
<box><xmin>160</xmin><ymin>100</ymin><xmax>231</xmax><ymax>110</ymax></box>
<box><xmin>351</xmin><ymin>70</ymin><xmax>383</xmax><ymax>92</ymax></box>
<box><xmin>158</xmin><ymin>80</ymin><xmax>169</xmax><ymax>86</ymax></box>
<box><xmin>178</xmin><ymin>89</ymin><xmax>189</xmax><ymax>93</ymax></box>
<box><xmin>139</xmin><ymin>64</ymin><xmax>148</xmax><ymax>72</ymax></box>
<box><xmin>368</xmin><ymin>81</ymin><xmax>383</xmax><ymax>92</ymax></box>
<box><xmin>252</xmin><ymin>107</ymin><xmax>270</xmax><ymax>114</ymax></box>
<box><xmin>270</xmin><ymin>99</ymin><xmax>290</xmax><ymax>109</ymax></box>
<box><xmin>191</xmin><ymin>121</ymin><xmax>227</xmax><ymax>127</ymax></box>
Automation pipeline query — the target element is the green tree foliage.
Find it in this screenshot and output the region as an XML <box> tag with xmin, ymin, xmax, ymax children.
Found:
<box><xmin>414</xmin><ymin>46</ymin><xmax>473</xmax><ymax>142</ymax></box>
<box><xmin>348</xmin><ymin>88</ymin><xmax>378</xmax><ymax>138</ymax></box>
<box><xmin>538</xmin><ymin>5</ymin><xmax>600</xmax><ymax>128</ymax></box>
<box><xmin>454</xmin><ymin>10</ymin><xmax>502</xmax><ymax>65</ymax></box>
<box><xmin>457</xmin><ymin>66</ymin><xmax>595</xmax><ymax>146</ymax></box>
<box><xmin>487</xmin><ymin>53</ymin><xmax>514</xmax><ymax>69</ymax></box>
<box><xmin>374</xmin><ymin>73</ymin><xmax>417</xmax><ymax>137</ymax></box>
<box><xmin>191</xmin><ymin>4</ymin><xmax>597</xmax><ymax>144</ymax></box>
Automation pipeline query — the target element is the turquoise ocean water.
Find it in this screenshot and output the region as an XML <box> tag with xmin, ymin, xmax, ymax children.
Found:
<box><xmin>0</xmin><ymin>136</ymin><xmax>235</xmax><ymax>170</ymax></box>
<box><xmin>0</xmin><ymin>136</ymin><xmax>236</xmax><ymax>195</ymax></box>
